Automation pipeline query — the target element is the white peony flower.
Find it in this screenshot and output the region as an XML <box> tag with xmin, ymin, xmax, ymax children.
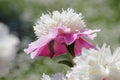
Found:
<box><xmin>41</xmin><ymin>73</ymin><xmax>65</xmax><ymax>80</ymax></box>
<box><xmin>0</xmin><ymin>23</ymin><xmax>19</xmax><ymax>77</ymax></box>
<box><xmin>66</xmin><ymin>44</ymin><xmax>120</xmax><ymax>80</ymax></box>
<box><xmin>34</xmin><ymin>8</ymin><xmax>85</xmax><ymax>37</ymax></box>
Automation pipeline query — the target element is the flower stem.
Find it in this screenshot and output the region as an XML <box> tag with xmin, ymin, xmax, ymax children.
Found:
<box><xmin>67</xmin><ymin>50</ymin><xmax>75</xmax><ymax>67</ymax></box>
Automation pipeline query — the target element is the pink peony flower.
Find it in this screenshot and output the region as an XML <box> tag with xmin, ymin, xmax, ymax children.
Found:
<box><xmin>24</xmin><ymin>8</ymin><xmax>100</xmax><ymax>59</ymax></box>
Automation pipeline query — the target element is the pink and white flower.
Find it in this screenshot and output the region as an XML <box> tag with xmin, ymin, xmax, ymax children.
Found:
<box><xmin>24</xmin><ymin>8</ymin><xmax>100</xmax><ymax>59</ymax></box>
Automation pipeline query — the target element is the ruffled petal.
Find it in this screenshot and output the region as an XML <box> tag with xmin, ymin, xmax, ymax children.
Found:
<box><xmin>24</xmin><ymin>32</ymin><xmax>57</xmax><ymax>58</ymax></box>
<box><xmin>64</xmin><ymin>33</ymin><xmax>78</xmax><ymax>45</ymax></box>
<box><xmin>37</xmin><ymin>43</ymin><xmax>52</xmax><ymax>57</ymax></box>
<box><xmin>53</xmin><ymin>35</ymin><xmax>67</xmax><ymax>57</ymax></box>
<box><xmin>24</xmin><ymin>28</ymin><xmax>60</xmax><ymax>58</ymax></box>
<box><xmin>74</xmin><ymin>38</ymin><xmax>96</xmax><ymax>56</ymax></box>
<box><xmin>80</xmin><ymin>29</ymin><xmax>100</xmax><ymax>40</ymax></box>
<box><xmin>30</xmin><ymin>44</ymin><xmax>51</xmax><ymax>59</ymax></box>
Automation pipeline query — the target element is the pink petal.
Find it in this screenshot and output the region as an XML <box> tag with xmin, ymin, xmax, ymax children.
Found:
<box><xmin>24</xmin><ymin>28</ymin><xmax>59</xmax><ymax>58</ymax></box>
<box><xmin>24</xmin><ymin>37</ymin><xmax>50</xmax><ymax>54</ymax></box>
<box><xmin>80</xmin><ymin>29</ymin><xmax>100</xmax><ymax>40</ymax></box>
<box><xmin>53</xmin><ymin>35</ymin><xmax>67</xmax><ymax>58</ymax></box>
<box><xmin>37</xmin><ymin>43</ymin><xmax>52</xmax><ymax>57</ymax></box>
<box><xmin>74</xmin><ymin>38</ymin><xmax>96</xmax><ymax>56</ymax></box>
<box><xmin>64</xmin><ymin>33</ymin><xmax>78</xmax><ymax>45</ymax></box>
<box><xmin>81</xmin><ymin>29</ymin><xmax>100</xmax><ymax>35</ymax></box>
<box><xmin>30</xmin><ymin>45</ymin><xmax>51</xmax><ymax>59</ymax></box>
<box><xmin>24</xmin><ymin>29</ymin><xmax>59</xmax><ymax>58</ymax></box>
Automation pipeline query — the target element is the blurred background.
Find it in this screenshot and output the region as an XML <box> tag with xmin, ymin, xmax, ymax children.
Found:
<box><xmin>0</xmin><ymin>0</ymin><xmax>120</xmax><ymax>80</ymax></box>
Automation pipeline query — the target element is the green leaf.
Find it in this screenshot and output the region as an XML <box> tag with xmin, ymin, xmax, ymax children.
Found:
<box><xmin>49</xmin><ymin>40</ymin><xmax>54</xmax><ymax>57</ymax></box>
<box><xmin>58</xmin><ymin>60</ymin><xmax>73</xmax><ymax>67</ymax></box>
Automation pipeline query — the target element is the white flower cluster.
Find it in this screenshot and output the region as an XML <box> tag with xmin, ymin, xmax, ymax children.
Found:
<box><xmin>66</xmin><ymin>44</ymin><xmax>120</xmax><ymax>80</ymax></box>
<box><xmin>0</xmin><ymin>23</ymin><xmax>19</xmax><ymax>77</ymax></box>
<box><xmin>41</xmin><ymin>44</ymin><xmax>120</xmax><ymax>80</ymax></box>
<box><xmin>41</xmin><ymin>73</ymin><xmax>65</xmax><ymax>80</ymax></box>
<box><xmin>34</xmin><ymin>8</ymin><xmax>85</xmax><ymax>37</ymax></box>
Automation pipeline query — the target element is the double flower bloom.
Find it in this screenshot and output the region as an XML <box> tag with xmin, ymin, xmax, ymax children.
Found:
<box><xmin>24</xmin><ymin>8</ymin><xmax>100</xmax><ymax>59</ymax></box>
